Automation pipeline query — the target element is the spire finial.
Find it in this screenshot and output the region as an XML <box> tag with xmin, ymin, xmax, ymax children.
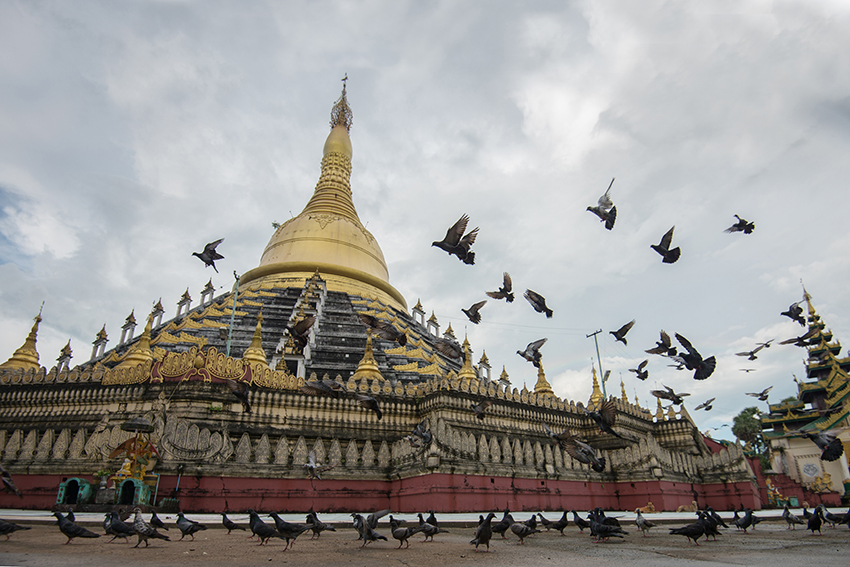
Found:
<box><xmin>330</xmin><ymin>75</ymin><xmax>353</xmax><ymax>132</ymax></box>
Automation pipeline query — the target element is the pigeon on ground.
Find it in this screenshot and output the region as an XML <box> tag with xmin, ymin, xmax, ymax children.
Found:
<box><xmin>193</xmin><ymin>238</ymin><xmax>224</xmax><ymax>272</ymax></box>
<box><xmin>300</xmin><ymin>378</ymin><xmax>347</xmax><ymax>398</ymax></box>
<box><xmin>486</xmin><ymin>272</ymin><xmax>514</xmax><ymax>302</ymax></box>
<box><xmin>305</xmin><ymin>510</ymin><xmax>336</xmax><ymax>539</ymax></box>
<box><xmin>629</xmin><ymin>359</ymin><xmax>649</xmax><ymax>381</ymax></box>
<box><xmin>470</xmin><ymin>512</ymin><xmax>496</xmax><ymax>552</ymax></box>
<box><xmin>570</xmin><ymin>510</ymin><xmax>590</xmax><ymax>532</ymax></box>
<box><xmin>104</xmin><ymin>511</ymin><xmax>134</xmax><ymax>543</ymax></box>
<box><xmin>694</xmin><ymin>398</ymin><xmax>715</xmax><ymax>411</ymax></box>
<box><xmin>54</xmin><ymin>511</ymin><xmax>100</xmax><ymax>544</ymax></box>
<box><xmin>635</xmin><ymin>509</ymin><xmax>656</xmax><ymax>537</ymax></box>
<box><xmin>434</xmin><ymin>337</ymin><xmax>463</xmax><ymax>360</ymax></box>
<box><xmin>417</xmin><ymin>513</ymin><xmax>448</xmax><ymax>542</ymax></box>
<box><xmin>651</xmin><ymin>226</ymin><xmax>681</xmax><ymax>264</ymax></box>
<box><xmin>351</xmin><ymin>513</ymin><xmax>387</xmax><ymax>547</ymax></box>
<box><xmin>818</xmin><ymin>505</ymin><xmax>844</xmax><ymax>528</ymax></box>
<box><xmin>225</xmin><ymin>378</ymin><xmax>251</xmax><ymax>413</ymax></box>
<box><xmin>284</xmin><ymin>315</ymin><xmax>315</xmax><ymax>351</ymax></box>
<box><xmin>782</xmin><ymin>504</ymin><xmax>805</xmax><ymax>530</ymax></box>
<box><xmin>354</xmin><ymin>394</ymin><xmax>383</xmax><ymax>420</ymax></box>
<box><xmin>746</xmin><ymin>386</ymin><xmax>773</xmax><ymax>401</ymax></box>
<box><xmin>646</xmin><ymin>330</ymin><xmax>677</xmax><ymax>356</ymax></box>
<box><xmin>425</xmin><ymin>510</ymin><xmax>438</xmax><ymax>528</ymax></box>
<box><xmin>0</xmin><ymin>518</ymin><xmax>30</xmax><ymax>540</ymax></box>
<box><xmin>150</xmin><ymin>510</ymin><xmax>169</xmax><ymax>531</ymax></box>
<box><xmin>221</xmin><ymin>513</ymin><xmax>246</xmax><ymax>534</ymax></box>
<box><xmin>247</xmin><ymin>509</ymin><xmax>285</xmax><ymax>545</ymax></box>
<box><xmin>548</xmin><ymin>511</ymin><xmax>570</xmax><ymax>535</ymax></box>
<box><xmin>358</xmin><ymin>313</ymin><xmax>407</xmax><ymax>346</ymax></box>
<box><xmin>462</xmin><ymin>300</ymin><xmax>487</xmax><ymax>324</ymax></box>
<box><xmin>517</xmin><ymin>338</ymin><xmax>547</xmax><ymax>368</ymax></box>
<box><xmin>132</xmin><ymin>508</ymin><xmax>170</xmax><ymax>548</ymax></box>
<box><xmin>808</xmin><ymin>506</ymin><xmax>823</xmax><ymax>535</ymax></box>
<box><xmin>733</xmin><ymin>508</ymin><xmax>755</xmax><ymax>533</ymax></box>
<box><xmin>522</xmin><ymin>514</ymin><xmax>537</xmax><ymax>530</ymax></box>
<box><xmin>176</xmin><ymin>512</ymin><xmax>207</xmax><ymax>541</ymax></box>
<box><xmin>587</xmin><ymin>178</ymin><xmax>617</xmax><ymax>230</ymax></box>
<box><xmin>0</xmin><ymin>463</ymin><xmax>21</xmax><ymax>498</ymax></box>
<box><xmin>675</xmin><ymin>333</ymin><xmax>716</xmax><ymax>380</ymax></box>
<box><xmin>650</xmin><ymin>385</ymin><xmax>690</xmax><ymax>405</ymax></box>
<box><xmin>491</xmin><ymin>509</ymin><xmax>514</xmax><ymax>539</ymax></box>
<box><xmin>589</xmin><ymin>511</ymin><xmax>627</xmax><ymax>542</ymax></box>
<box><xmin>269</xmin><ymin>513</ymin><xmax>311</xmax><ymax>550</ymax></box>
<box><xmin>781</xmin><ymin>301</ymin><xmax>806</xmax><ymax>326</ymax></box>
<box><xmin>390</xmin><ymin>515</ymin><xmax>421</xmax><ymax>548</ymax></box>
<box><xmin>536</xmin><ymin>513</ymin><xmax>553</xmax><ymax>530</ymax></box>
<box><xmin>510</xmin><ymin>521</ymin><xmax>540</xmax><ymax>544</ymax></box>
<box><xmin>610</xmin><ymin>320</ymin><xmax>635</xmax><ymax>345</ymax></box>
<box><xmin>724</xmin><ymin>214</ymin><xmax>755</xmax><ymax>234</ymax></box>
<box><xmin>472</xmin><ymin>400</ymin><xmax>493</xmax><ymax>420</ymax></box>
<box><xmin>524</xmin><ymin>289</ymin><xmax>553</xmax><ymax>318</ymax></box>
<box><xmin>432</xmin><ymin>214</ymin><xmax>478</xmax><ymax>265</ymax></box>
<box><xmin>800</xmin><ymin>429</ymin><xmax>845</xmax><ymax>461</ymax></box>
<box><xmin>305</xmin><ymin>449</ymin><xmax>335</xmax><ymax>480</ymax></box>
<box><xmin>669</xmin><ymin>519</ymin><xmax>705</xmax><ymax>545</ymax></box>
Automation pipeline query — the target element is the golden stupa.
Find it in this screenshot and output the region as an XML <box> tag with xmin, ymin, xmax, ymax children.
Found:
<box><xmin>239</xmin><ymin>81</ymin><xmax>406</xmax><ymax>310</ymax></box>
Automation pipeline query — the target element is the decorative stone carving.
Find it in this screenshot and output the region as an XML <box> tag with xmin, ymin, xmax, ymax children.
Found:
<box><xmin>235</xmin><ymin>433</ymin><xmax>252</xmax><ymax>463</ymax></box>
<box><xmin>345</xmin><ymin>439</ymin><xmax>359</xmax><ymax>468</ymax></box>
<box><xmin>292</xmin><ymin>437</ymin><xmax>308</xmax><ymax>465</ymax></box>
<box><xmin>328</xmin><ymin>438</ymin><xmax>342</xmax><ymax>467</ymax></box>
<box><xmin>255</xmin><ymin>434</ymin><xmax>271</xmax><ymax>464</ymax></box>
<box><xmin>34</xmin><ymin>430</ymin><xmax>53</xmax><ymax>461</ymax></box>
<box><xmin>361</xmin><ymin>440</ymin><xmax>375</xmax><ymax>467</ymax></box>
<box><xmin>274</xmin><ymin>436</ymin><xmax>290</xmax><ymax>465</ymax></box>
<box><xmin>377</xmin><ymin>441</ymin><xmax>390</xmax><ymax>468</ymax></box>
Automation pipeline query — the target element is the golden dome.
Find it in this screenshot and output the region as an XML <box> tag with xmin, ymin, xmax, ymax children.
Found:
<box><xmin>240</xmin><ymin>83</ymin><xmax>406</xmax><ymax>310</ymax></box>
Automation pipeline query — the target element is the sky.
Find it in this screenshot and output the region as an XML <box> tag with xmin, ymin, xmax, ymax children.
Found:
<box><xmin>2</xmin><ymin>0</ymin><xmax>850</xmax><ymax>442</ymax></box>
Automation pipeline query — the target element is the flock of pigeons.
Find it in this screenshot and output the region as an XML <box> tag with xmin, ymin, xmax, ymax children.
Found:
<box><xmin>6</xmin><ymin>502</ymin><xmax>849</xmax><ymax>549</ymax></box>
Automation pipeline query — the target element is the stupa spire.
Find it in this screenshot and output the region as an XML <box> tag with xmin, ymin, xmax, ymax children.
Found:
<box><xmin>0</xmin><ymin>308</ymin><xmax>43</xmax><ymax>370</ymax></box>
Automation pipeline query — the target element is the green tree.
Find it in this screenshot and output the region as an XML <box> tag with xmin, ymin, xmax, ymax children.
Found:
<box><xmin>732</xmin><ymin>406</ymin><xmax>769</xmax><ymax>470</ymax></box>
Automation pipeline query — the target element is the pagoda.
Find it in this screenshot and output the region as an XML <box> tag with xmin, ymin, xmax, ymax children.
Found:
<box><xmin>761</xmin><ymin>289</ymin><xmax>850</xmax><ymax>497</ymax></box>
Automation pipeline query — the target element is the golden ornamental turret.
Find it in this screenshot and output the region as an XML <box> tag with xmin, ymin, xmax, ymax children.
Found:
<box><xmin>353</xmin><ymin>335</ymin><xmax>383</xmax><ymax>381</ymax></box>
<box><xmin>117</xmin><ymin>315</ymin><xmax>153</xmax><ymax>368</ymax></box>
<box><xmin>242</xmin><ymin>311</ymin><xmax>268</xmax><ymax>368</ymax></box>
<box><xmin>588</xmin><ymin>365</ymin><xmax>604</xmax><ymax>409</ymax></box>
<box><xmin>240</xmin><ymin>80</ymin><xmax>406</xmax><ymax>309</ymax></box>
<box><xmin>620</xmin><ymin>378</ymin><xmax>629</xmax><ymax>403</ymax></box>
<box><xmin>0</xmin><ymin>310</ymin><xmax>43</xmax><ymax>370</ymax></box>
<box><xmin>533</xmin><ymin>362</ymin><xmax>554</xmax><ymax>397</ymax></box>
<box><xmin>458</xmin><ymin>338</ymin><xmax>477</xmax><ymax>383</ymax></box>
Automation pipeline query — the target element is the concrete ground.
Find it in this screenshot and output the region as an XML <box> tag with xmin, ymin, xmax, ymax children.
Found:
<box><xmin>1</xmin><ymin>509</ymin><xmax>848</xmax><ymax>567</ymax></box>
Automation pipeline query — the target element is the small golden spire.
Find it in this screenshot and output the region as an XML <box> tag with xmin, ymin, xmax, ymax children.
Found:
<box><xmin>353</xmin><ymin>335</ymin><xmax>383</xmax><ymax>381</ymax></box>
<box><xmin>458</xmin><ymin>341</ymin><xmax>477</xmax><ymax>383</ymax></box>
<box><xmin>0</xmin><ymin>310</ymin><xmax>43</xmax><ymax>370</ymax></box>
<box><xmin>330</xmin><ymin>75</ymin><xmax>353</xmax><ymax>132</ymax></box>
<box><xmin>242</xmin><ymin>311</ymin><xmax>268</xmax><ymax>368</ymax></box>
<box><xmin>478</xmin><ymin>350</ymin><xmax>490</xmax><ymax>366</ymax></box>
<box><xmin>620</xmin><ymin>378</ymin><xmax>629</xmax><ymax>403</ymax></box>
<box><xmin>117</xmin><ymin>315</ymin><xmax>153</xmax><ymax>368</ymax></box>
<box><xmin>533</xmin><ymin>362</ymin><xmax>554</xmax><ymax>397</ymax></box>
<box><xmin>499</xmin><ymin>366</ymin><xmax>511</xmax><ymax>385</ymax></box>
<box><xmin>589</xmin><ymin>365</ymin><xmax>604</xmax><ymax>409</ymax></box>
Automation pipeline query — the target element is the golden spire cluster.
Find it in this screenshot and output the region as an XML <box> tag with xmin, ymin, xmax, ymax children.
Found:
<box><xmin>330</xmin><ymin>75</ymin><xmax>353</xmax><ymax>132</ymax></box>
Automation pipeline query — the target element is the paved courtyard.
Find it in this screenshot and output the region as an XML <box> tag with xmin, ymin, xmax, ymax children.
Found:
<box><xmin>1</xmin><ymin>510</ymin><xmax>848</xmax><ymax>567</ymax></box>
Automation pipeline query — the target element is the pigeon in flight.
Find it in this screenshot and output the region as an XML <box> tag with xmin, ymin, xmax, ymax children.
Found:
<box><xmin>432</xmin><ymin>214</ymin><xmax>478</xmax><ymax>265</ymax></box>
<box><xmin>284</xmin><ymin>315</ymin><xmax>316</xmax><ymax>351</ymax></box>
<box><xmin>610</xmin><ymin>320</ymin><xmax>635</xmax><ymax>345</ymax></box>
<box><xmin>781</xmin><ymin>301</ymin><xmax>806</xmax><ymax>326</ymax></box>
<box><xmin>724</xmin><ymin>214</ymin><xmax>755</xmax><ymax>234</ymax></box>
<box><xmin>675</xmin><ymin>333</ymin><xmax>716</xmax><ymax>380</ymax></box>
<box><xmin>736</xmin><ymin>343</ymin><xmax>767</xmax><ymax>361</ymax></box>
<box><xmin>358</xmin><ymin>313</ymin><xmax>407</xmax><ymax>346</ymax></box>
<box><xmin>645</xmin><ymin>330</ymin><xmax>677</xmax><ymax>356</ymax></box>
<box><xmin>486</xmin><ymin>272</ymin><xmax>514</xmax><ymax>302</ymax></box>
<box><xmin>694</xmin><ymin>398</ymin><xmax>715</xmax><ymax>411</ymax></box>
<box><xmin>472</xmin><ymin>400</ymin><xmax>493</xmax><ymax>420</ymax></box>
<box><xmin>405</xmin><ymin>419</ymin><xmax>433</xmax><ymax>447</ymax></box>
<box><xmin>300</xmin><ymin>377</ymin><xmax>347</xmax><ymax>398</ymax></box>
<box><xmin>462</xmin><ymin>300</ymin><xmax>487</xmax><ymax>324</ymax></box>
<box><xmin>305</xmin><ymin>449</ymin><xmax>335</xmax><ymax>480</ymax></box>
<box><xmin>0</xmin><ymin>463</ymin><xmax>21</xmax><ymax>498</ymax></box>
<box><xmin>517</xmin><ymin>338</ymin><xmax>547</xmax><ymax>368</ymax></box>
<box><xmin>193</xmin><ymin>238</ymin><xmax>224</xmax><ymax>273</ymax></box>
<box><xmin>225</xmin><ymin>378</ymin><xmax>251</xmax><ymax>413</ymax></box>
<box><xmin>579</xmin><ymin>399</ymin><xmax>625</xmax><ymax>439</ymax></box>
<box><xmin>355</xmin><ymin>394</ymin><xmax>383</xmax><ymax>420</ymax></box>
<box><xmin>434</xmin><ymin>337</ymin><xmax>463</xmax><ymax>360</ymax></box>
<box><xmin>651</xmin><ymin>226</ymin><xmax>681</xmax><ymax>264</ymax></box>
<box><xmin>524</xmin><ymin>289</ymin><xmax>553</xmax><ymax>318</ymax></box>
<box><xmin>746</xmin><ymin>386</ymin><xmax>772</xmax><ymax>401</ymax></box>
<box><xmin>560</xmin><ymin>431</ymin><xmax>606</xmax><ymax>473</ymax></box>
<box><xmin>628</xmin><ymin>360</ymin><xmax>649</xmax><ymax>381</ymax></box>
<box><xmin>586</xmin><ymin>178</ymin><xmax>617</xmax><ymax>230</ymax></box>
<box><xmin>799</xmin><ymin>429</ymin><xmax>845</xmax><ymax>461</ymax></box>
<box><xmin>779</xmin><ymin>326</ymin><xmax>819</xmax><ymax>346</ymax></box>
<box><xmin>650</xmin><ymin>385</ymin><xmax>690</xmax><ymax>405</ymax></box>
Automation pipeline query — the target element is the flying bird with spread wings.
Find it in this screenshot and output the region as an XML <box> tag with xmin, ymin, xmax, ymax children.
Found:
<box><xmin>610</xmin><ymin>320</ymin><xmax>635</xmax><ymax>345</ymax></box>
<box><xmin>285</xmin><ymin>315</ymin><xmax>316</xmax><ymax>351</ymax></box>
<box><xmin>781</xmin><ymin>301</ymin><xmax>806</xmax><ymax>326</ymax></box>
<box><xmin>193</xmin><ymin>238</ymin><xmax>225</xmax><ymax>273</ymax></box>
<box><xmin>746</xmin><ymin>386</ymin><xmax>772</xmax><ymax>401</ymax></box>
<box><xmin>486</xmin><ymin>272</ymin><xmax>514</xmax><ymax>302</ymax></box>
<box><xmin>355</xmin><ymin>394</ymin><xmax>383</xmax><ymax>420</ymax></box>
<box><xmin>517</xmin><ymin>338</ymin><xmax>547</xmax><ymax>368</ymax></box>
<box><xmin>524</xmin><ymin>289</ymin><xmax>553</xmax><ymax>318</ymax></box>
<box><xmin>798</xmin><ymin>429</ymin><xmax>846</xmax><ymax>462</ymax></box>
<box><xmin>694</xmin><ymin>398</ymin><xmax>715</xmax><ymax>411</ymax></box>
<box><xmin>724</xmin><ymin>214</ymin><xmax>755</xmax><ymax>234</ymax></box>
<box><xmin>472</xmin><ymin>400</ymin><xmax>493</xmax><ymax>420</ymax></box>
<box><xmin>434</xmin><ymin>337</ymin><xmax>463</xmax><ymax>360</ymax></box>
<box><xmin>651</xmin><ymin>385</ymin><xmax>690</xmax><ymax>405</ymax></box>
<box><xmin>462</xmin><ymin>300</ymin><xmax>487</xmax><ymax>324</ymax></box>
<box><xmin>432</xmin><ymin>214</ymin><xmax>479</xmax><ymax>265</ymax></box>
<box><xmin>736</xmin><ymin>342</ymin><xmax>768</xmax><ymax>361</ymax></box>
<box><xmin>651</xmin><ymin>226</ymin><xmax>681</xmax><ymax>264</ymax></box>
<box><xmin>675</xmin><ymin>333</ymin><xmax>716</xmax><ymax>380</ymax></box>
<box><xmin>358</xmin><ymin>313</ymin><xmax>407</xmax><ymax>346</ymax></box>
<box><xmin>305</xmin><ymin>449</ymin><xmax>335</xmax><ymax>480</ymax></box>
<box><xmin>586</xmin><ymin>178</ymin><xmax>617</xmax><ymax>230</ymax></box>
<box><xmin>779</xmin><ymin>326</ymin><xmax>818</xmax><ymax>346</ymax></box>
<box><xmin>628</xmin><ymin>359</ymin><xmax>649</xmax><ymax>381</ymax></box>
<box><xmin>646</xmin><ymin>330</ymin><xmax>677</xmax><ymax>356</ymax></box>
